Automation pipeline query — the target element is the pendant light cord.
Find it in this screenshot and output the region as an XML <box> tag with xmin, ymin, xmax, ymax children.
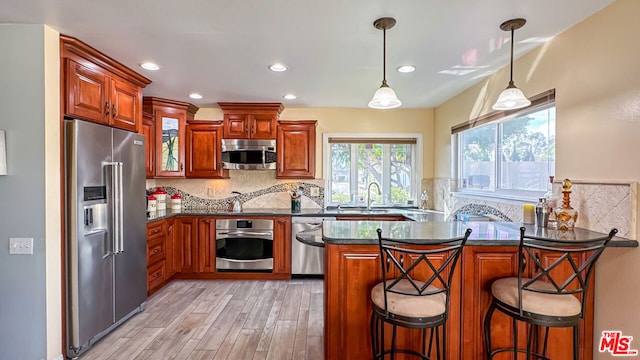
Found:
<box><xmin>382</xmin><ymin>27</ymin><xmax>387</xmax><ymax>85</ymax></box>
<box><xmin>509</xmin><ymin>27</ymin><xmax>514</xmax><ymax>85</ymax></box>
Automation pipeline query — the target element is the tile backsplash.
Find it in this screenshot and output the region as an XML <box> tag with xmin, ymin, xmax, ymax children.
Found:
<box><xmin>147</xmin><ymin>170</ymin><xmax>324</xmax><ymax>210</ymax></box>
<box><xmin>434</xmin><ymin>178</ymin><xmax>636</xmax><ymax>238</ymax></box>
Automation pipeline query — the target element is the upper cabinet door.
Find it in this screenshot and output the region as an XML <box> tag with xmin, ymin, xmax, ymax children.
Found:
<box><xmin>276</xmin><ymin>120</ymin><xmax>317</xmax><ymax>179</ymax></box>
<box><xmin>223</xmin><ymin>114</ymin><xmax>250</xmax><ymax>139</ymax></box>
<box><xmin>186</xmin><ymin>122</ymin><xmax>228</xmax><ymax>178</ymax></box>
<box><xmin>66</xmin><ymin>59</ymin><xmax>109</xmax><ymax>124</ymax></box>
<box><xmin>155</xmin><ymin>110</ymin><xmax>186</xmax><ymax>177</ymax></box>
<box><xmin>250</xmin><ymin>114</ymin><xmax>277</xmax><ymax>139</ymax></box>
<box><xmin>141</xmin><ymin>112</ymin><xmax>155</xmax><ymax>178</ymax></box>
<box><xmin>110</xmin><ymin>77</ymin><xmax>140</xmax><ymax>132</ymax></box>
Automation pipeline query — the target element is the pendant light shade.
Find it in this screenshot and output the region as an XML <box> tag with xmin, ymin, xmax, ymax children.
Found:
<box><xmin>492</xmin><ymin>18</ymin><xmax>530</xmax><ymax>111</ymax></box>
<box><xmin>369</xmin><ymin>17</ymin><xmax>401</xmax><ymax>109</ymax></box>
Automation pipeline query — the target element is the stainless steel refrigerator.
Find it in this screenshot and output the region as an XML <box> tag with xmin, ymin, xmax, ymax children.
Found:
<box><xmin>64</xmin><ymin>119</ymin><xmax>147</xmax><ymax>359</ymax></box>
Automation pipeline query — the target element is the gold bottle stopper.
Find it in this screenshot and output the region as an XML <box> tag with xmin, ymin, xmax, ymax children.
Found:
<box><xmin>562</xmin><ymin>178</ymin><xmax>572</xmax><ymax>191</ymax></box>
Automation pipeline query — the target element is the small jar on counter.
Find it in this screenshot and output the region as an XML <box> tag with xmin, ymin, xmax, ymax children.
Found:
<box><xmin>154</xmin><ymin>187</ymin><xmax>167</xmax><ymax>210</ymax></box>
<box><xmin>147</xmin><ymin>195</ymin><xmax>157</xmax><ymax>212</ymax></box>
<box><xmin>171</xmin><ymin>194</ymin><xmax>182</xmax><ymax>210</ymax></box>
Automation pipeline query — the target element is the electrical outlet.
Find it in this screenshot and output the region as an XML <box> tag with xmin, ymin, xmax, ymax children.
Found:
<box><xmin>9</xmin><ymin>238</ymin><xmax>33</xmax><ymax>255</ymax></box>
<box><xmin>310</xmin><ymin>187</ymin><xmax>319</xmax><ymax>197</ymax></box>
<box><xmin>207</xmin><ymin>187</ymin><xmax>215</xmax><ymax>197</ymax></box>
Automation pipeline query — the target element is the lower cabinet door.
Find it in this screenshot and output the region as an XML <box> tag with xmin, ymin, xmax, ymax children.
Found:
<box><xmin>197</xmin><ymin>218</ymin><xmax>216</xmax><ymax>273</ymax></box>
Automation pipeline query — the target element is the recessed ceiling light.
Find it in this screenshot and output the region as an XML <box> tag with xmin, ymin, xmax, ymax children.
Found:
<box><xmin>283</xmin><ymin>94</ymin><xmax>297</xmax><ymax>100</ymax></box>
<box><xmin>397</xmin><ymin>65</ymin><xmax>416</xmax><ymax>73</ymax></box>
<box><xmin>189</xmin><ymin>93</ymin><xmax>203</xmax><ymax>99</ymax></box>
<box><xmin>268</xmin><ymin>63</ymin><xmax>288</xmax><ymax>72</ymax></box>
<box><xmin>140</xmin><ymin>62</ymin><xmax>160</xmax><ymax>71</ymax></box>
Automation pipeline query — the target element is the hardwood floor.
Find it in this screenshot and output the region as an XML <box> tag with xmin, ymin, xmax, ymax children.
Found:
<box><xmin>80</xmin><ymin>279</ymin><xmax>324</xmax><ymax>360</ymax></box>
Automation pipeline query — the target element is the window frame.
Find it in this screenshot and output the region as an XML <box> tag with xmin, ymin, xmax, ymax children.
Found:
<box><xmin>323</xmin><ymin>133</ymin><xmax>423</xmax><ymax>208</ymax></box>
<box><xmin>452</xmin><ymin>89</ymin><xmax>556</xmax><ymax>201</ymax></box>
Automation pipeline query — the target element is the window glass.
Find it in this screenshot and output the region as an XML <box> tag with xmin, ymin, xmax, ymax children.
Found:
<box><xmin>458</xmin><ymin>104</ymin><xmax>555</xmax><ymax>197</ymax></box>
<box><xmin>327</xmin><ymin>139</ymin><xmax>417</xmax><ymax>207</ymax></box>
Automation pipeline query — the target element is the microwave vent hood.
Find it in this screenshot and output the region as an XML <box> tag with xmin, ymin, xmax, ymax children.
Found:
<box><xmin>221</xmin><ymin>139</ymin><xmax>277</xmax><ymax>170</ymax></box>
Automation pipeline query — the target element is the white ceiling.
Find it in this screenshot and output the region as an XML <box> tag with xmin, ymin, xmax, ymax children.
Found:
<box><xmin>0</xmin><ymin>0</ymin><xmax>613</xmax><ymax>109</ymax></box>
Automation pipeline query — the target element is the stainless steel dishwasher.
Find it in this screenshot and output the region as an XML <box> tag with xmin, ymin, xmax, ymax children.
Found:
<box><xmin>291</xmin><ymin>216</ymin><xmax>335</xmax><ymax>275</ymax></box>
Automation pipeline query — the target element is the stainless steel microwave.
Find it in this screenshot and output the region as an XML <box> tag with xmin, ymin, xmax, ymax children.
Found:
<box><xmin>221</xmin><ymin>139</ymin><xmax>277</xmax><ymax>170</ymax></box>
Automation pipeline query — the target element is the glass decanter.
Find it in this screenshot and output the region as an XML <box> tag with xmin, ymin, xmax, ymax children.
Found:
<box><xmin>543</xmin><ymin>176</ymin><xmax>559</xmax><ymax>228</ymax></box>
<box><xmin>554</xmin><ymin>178</ymin><xmax>578</xmax><ymax>231</ymax></box>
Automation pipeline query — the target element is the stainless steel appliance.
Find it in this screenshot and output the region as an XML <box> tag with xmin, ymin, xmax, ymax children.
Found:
<box><xmin>216</xmin><ymin>219</ymin><xmax>274</xmax><ymax>271</ymax></box>
<box><xmin>64</xmin><ymin>119</ymin><xmax>147</xmax><ymax>359</ymax></box>
<box><xmin>291</xmin><ymin>217</ymin><xmax>335</xmax><ymax>275</ymax></box>
<box><xmin>221</xmin><ymin>139</ymin><xmax>277</xmax><ymax>170</ymax></box>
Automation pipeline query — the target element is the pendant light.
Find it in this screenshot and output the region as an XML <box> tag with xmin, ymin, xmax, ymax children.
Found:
<box><xmin>368</xmin><ymin>17</ymin><xmax>402</xmax><ymax>109</ymax></box>
<box><xmin>492</xmin><ymin>18</ymin><xmax>531</xmax><ymax>111</ymax></box>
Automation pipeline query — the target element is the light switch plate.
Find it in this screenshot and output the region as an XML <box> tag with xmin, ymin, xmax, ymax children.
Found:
<box><xmin>9</xmin><ymin>238</ymin><xmax>33</xmax><ymax>255</ymax></box>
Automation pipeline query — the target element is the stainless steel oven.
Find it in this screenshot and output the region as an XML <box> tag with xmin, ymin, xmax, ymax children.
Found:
<box><xmin>215</xmin><ymin>219</ymin><xmax>274</xmax><ymax>272</ymax></box>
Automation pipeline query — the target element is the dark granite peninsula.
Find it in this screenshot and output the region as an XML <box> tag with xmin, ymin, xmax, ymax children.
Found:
<box><xmin>319</xmin><ymin>220</ymin><xmax>637</xmax><ymax>360</ymax></box>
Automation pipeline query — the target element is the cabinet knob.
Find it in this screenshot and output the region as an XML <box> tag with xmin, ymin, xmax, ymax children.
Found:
<box><xmin>152</xmin><ymin>248</ymin><xmax>160</xmax><ymax>254</ymax></box>
<box><xmin>180</xmin><ymin>163</ymin><xmax>184</xmax><ymax>171</ymax></box>
<box><xmin>112</xmin><ymin>104</ymin><xmax>117</xmax><ymax>117</ymax></box>
<box><xmin>105</xmin><ymin>101</ymin><xmax>110</xmax><ymax>116</ymax></box>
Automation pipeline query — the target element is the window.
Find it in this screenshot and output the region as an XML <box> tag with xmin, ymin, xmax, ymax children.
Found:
<box><xmin>324</xmin><ymin>134</ymin><xmax>422</xmax><ymax>207</ymax></box>
<box><xmin>453</xmin><ymin>90</ymin><xmax>555</xmax><ymax>199</ymax></box>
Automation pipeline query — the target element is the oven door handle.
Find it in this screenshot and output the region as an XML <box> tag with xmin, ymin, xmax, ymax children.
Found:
<box><xmin>216</xmin><ymin>258</ymin><xmax>270</xmax><ymax>263</ymax></box>
<box><xmin>216</xmin><ymin>231</ymin><xmax>273</xmax><ymax>237</ymax></box>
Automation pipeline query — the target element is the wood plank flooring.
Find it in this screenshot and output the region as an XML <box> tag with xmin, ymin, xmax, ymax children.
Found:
<box><xmin>80</xmin><ymin>279</ymin><xmax>324</xmax><ymax>360</ymax></box>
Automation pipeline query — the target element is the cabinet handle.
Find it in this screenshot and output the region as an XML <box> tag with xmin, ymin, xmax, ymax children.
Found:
<box><xmin>105</xmin><ymin>102</ymin><xmax>110</xmax><ymax>116</ymax></box>
<box><xmin>152</xmin><ymin>272</ymin><xmax>160</xmax><ymax>279</ymax></box>
<box><xmin>112</xmin><ymin>104</ymin><xmax>117</xmax><ymax>117</ymax></box>
<box><xmin>152</xmin><ymin>229</ymin><xmax>161</xmax><ymax>234</ymax></box>
<box><xmin>520</xmin><ymin>253</ymin><xmax>527</xmax><ymax>273</ymax></box>
<box><xmin>386</xmin><ymin>255</ymin><xmax>391</xmax><ymax>272</ymax></box>
<box><xmin>152</xmin><ymin>248</ymin><xmax>160</xmax><ymax>254</ymax></box>
<box><xmin>180</xmin><ymin>163</ymin><xmax>184</xmax><ymax>171</ymax></box>
<box><xmin>534</xmin><ymin>253</ymin><xmax>540</xmax><ymax>273</ymax></box>
<box><xmin>202</xmin><ymin>219</ymin><xmax>211</xmax><ymax>223</ymax></box>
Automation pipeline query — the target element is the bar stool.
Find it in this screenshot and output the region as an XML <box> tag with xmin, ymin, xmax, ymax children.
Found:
<box><xmin>484</xmin><ymin>227</ymin><xmax>617</xmax><ymax>359</ymax></box>
<box><xmin>370</xmin><ymin>228</ymin><xmax>471</xmax><ymax>360</ymax></box>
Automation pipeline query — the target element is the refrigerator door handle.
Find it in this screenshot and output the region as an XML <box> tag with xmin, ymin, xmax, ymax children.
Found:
<box><xmin>106</xmin><ymin>161</ymin><xmax>124</xmax><ymax>254</ymax></box>
<box><xmin>116</xmin><ymin>162</ymin><xmax>124</xmax><ymax>253</ymax></box>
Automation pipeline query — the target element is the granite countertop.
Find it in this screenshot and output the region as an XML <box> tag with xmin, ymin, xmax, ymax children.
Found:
<box><xmin>295</xmin><ymin>220</ymin><xmax>638</xmax><ymax>247</ymax></box>
<box><xmin>147</xmin><ymin>207</ymin><xmax>445</xmax><ymax>222</ymax></box>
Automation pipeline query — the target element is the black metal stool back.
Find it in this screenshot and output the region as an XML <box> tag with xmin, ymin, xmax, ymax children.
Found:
<box><xmin>371</xmin><ymin>228</ymin><xmax>471</xmax><ymax>359</ymax></box>
<box><xmin>484</xmin><ymin>227</ymin><xmax>618</xmax><ymax>359</ymax></box>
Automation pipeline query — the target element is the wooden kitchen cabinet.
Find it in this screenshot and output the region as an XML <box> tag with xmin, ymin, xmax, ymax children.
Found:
<box><xmin>143</xmin><ymin>97</ymin><xmax>199</xmax><ymax>178</ymax></box>
<box><xmin>461</xmin><ymin>246</ymin><xmax>523</xmax><ymax>358</ymax></box>
<box><xmin>146</xmin><ymin>220</ymin><xmax>168</xmax><ymax>295</ymax></box>
<box><xmin>276</xmin><ymin>120</ymin><xmax>316</xmax><ymax>179</ymax></box>
<box><xmin>61</xmin><ymin>35</ymin><xmax>150</xmax><ymax>133</ymax></box>
<box><xmin>185</xmin><ymin>121</ymin><xmax>228</xmax><ymax>178</ymax></box>
<box><xmin>197</xmin><ymin>217</ymin><xmax>216</xmax><ymax>273</ymax></box>
<box><xmin>175</xmin><ymin>216</ymin><xmax>198</xmax><ymax>273</ymax></box>
<box><xmin>218</xmin><ymin>102</ymin><xmax>284</xmax><ymax>139</ymax></box>
<box><xmin>272</xmin><ymin>216</ymin><xmax>291</xmax><ymax>274</ymax></box>
<box><xmin>325</xmin><ymin>243</ymin><xmax>461</xmax><ymax>359</ymax></box>
<box><xmin>462</xmin><ymin>246</ymin><xmax>596</xmax><ymax>360</ymax></box>
<box><xmin>165</xmin><ymin>219</ymin><xmax>176</xmax><ymax>278</ymax></box>
<box><xmin>141</xmin><ymin>111</ymin><xmax>155</xmax><ymax>178</ymax></box>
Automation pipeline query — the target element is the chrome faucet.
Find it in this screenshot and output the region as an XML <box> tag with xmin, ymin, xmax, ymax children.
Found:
<box><xmin>366</xmin><ymin>182</ymin><xmax>381</xmax><ymax>210</ymax></box>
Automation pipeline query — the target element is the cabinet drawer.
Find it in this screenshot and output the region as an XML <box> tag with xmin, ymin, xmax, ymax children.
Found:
<box><xmin>147</xmin><ymin>221</ymin><xmax>166</xmax><ymax>238</ymax></box>
<box><xmin>147</xmin><ymin>236</ymin><xmax>166</xmax><ymax>265</ymax></box>
<box><xmin>147</xmin><ymin>260</ymin><xmax>165</xmax><ymax>291</ymax></box>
